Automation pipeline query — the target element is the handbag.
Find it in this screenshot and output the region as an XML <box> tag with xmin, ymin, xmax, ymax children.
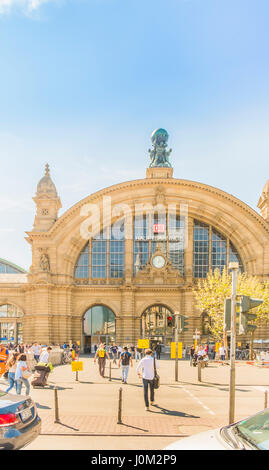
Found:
<box><xmin>153</xmin><ymin>357</ymin><xmax>160</xmax><ymax>389</ymax></box>
<box><xmin>22</xmin><ymin>370</ymin><xmax>32</xmax><ymax>379</ymax></box>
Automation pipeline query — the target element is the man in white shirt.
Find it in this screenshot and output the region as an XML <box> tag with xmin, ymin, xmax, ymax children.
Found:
<box><xmin>39</xmin><ymin>346</ymin><xmax>52</xmax><ymax>364</ymax></box>
<box><xmin>219</xmin><ymin>344</ymin><xmax>225</xmax><ymax>361</ymax></box>
<box><xmin>136</xmin><ymin>349</ymin><xmax>159</xmax><ymax>411</ymax></box>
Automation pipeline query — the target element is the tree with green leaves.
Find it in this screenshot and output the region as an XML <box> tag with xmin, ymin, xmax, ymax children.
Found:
<box><xmin>193</xmin><ymin>269</ymin><xmax>269</xmax><ymax>357</ymax></box>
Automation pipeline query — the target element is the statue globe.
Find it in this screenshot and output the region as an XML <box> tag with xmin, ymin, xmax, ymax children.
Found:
<box><xmin>148</xmin><ymin>128</ymin><xmax>172</xmax><ymax>168</ymax></box>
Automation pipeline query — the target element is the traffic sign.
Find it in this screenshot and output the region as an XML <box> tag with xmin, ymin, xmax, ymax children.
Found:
<box><xmin>138</xmin><ymin>339</ymin><xmax>150</xmax><ymax>349</ymax></box>
<box><xmin>71</xmin><ymin>361</ymin><xmax>83</xmax><ymax>372</ymax></box>
<box><xmin>171</xmin><ymin>342</ymin><xmax>183</xmax><ymax>359</ymax></box>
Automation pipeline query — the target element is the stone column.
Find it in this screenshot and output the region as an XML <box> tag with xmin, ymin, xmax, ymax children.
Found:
<box><xmin>185</xmin><ymin>217</ymin><xmax>194</xmax><ymax>283</ymax></box>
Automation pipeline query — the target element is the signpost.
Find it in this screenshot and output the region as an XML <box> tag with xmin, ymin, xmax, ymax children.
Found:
<box><xmin>229</xmin><ymin>262</ymin><xmax>239</xmax><ymax>425</ymax></box>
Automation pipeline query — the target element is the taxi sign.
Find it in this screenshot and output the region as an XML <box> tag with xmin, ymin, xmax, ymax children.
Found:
<box><xmin>138</xmin><ymin>339</ymin><xmax>150</xmax><ymax>349</ymax></box>
<box><xmin>171</xmin><ymin>342</ymin><xmax>183</xmax><ymax>359</ymax></box>
<box><xmin>71</xmin><ymin>361</ymin><xmax>83</xmax><ymax>372</ymax></box>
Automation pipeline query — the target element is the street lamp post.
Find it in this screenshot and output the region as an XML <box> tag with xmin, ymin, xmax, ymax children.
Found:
<box><xmin>174</xmin><ymin>312</ymin><xmax>180</xmax><ymax>382</ymax></box>
<box><xmin>229</xmin><ymin>261</ymin><xmax>239</xmax><ymax>425</ymax></box>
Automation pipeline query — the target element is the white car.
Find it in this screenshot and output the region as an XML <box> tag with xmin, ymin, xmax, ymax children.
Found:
<box><xmin>165</xmin><ymin>409</ymin><xmax>269</xmax><ymax>450</ymax></box>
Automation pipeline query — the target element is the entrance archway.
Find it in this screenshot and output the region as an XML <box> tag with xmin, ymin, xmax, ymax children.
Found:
<box><xmin>141</xmin><ymin>304</ymin><xmax>174</xmax><ymax>350</ymax></box>
<box><xmin>0</xmin><ymin>304</ymin><xmax>23</xmax><ymax>344</ymax></box>
<box><xmin>82</xmin><ymin>305</ymin><xmax>116</xmax><ymax>353</ymax></box>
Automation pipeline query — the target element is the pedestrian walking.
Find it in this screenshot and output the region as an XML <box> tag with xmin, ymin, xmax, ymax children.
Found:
<box><xmin>136</xmin><ymin>349</ymin><xmax>160</xmax><ymax>411</ymax></box>
<box><xmin>15</xmin><ymin>354</ymin><xmax>31</xmax><ymax>395</ymax></box>
<box><xmin>118</xmin><ymin>347</ymin><xmax>133</xmax><ymax>384</ymax></box>
<box><xmin>155</xmin><ymin>342</ymin><xmax>162</xmax><ymax>360</ymax></box>
<box><xmin>135</xmin><ymin>345</ymin><xmax>142</xmax><ymax>362</ymax></box>
<box><xmin>219</xmin><ymin>344</ymin><xmax>225</xmax><ymax>361</ymax></box>
<box><xmin>0</xmin><ymin>343</ymin><xmax>9</xmax><ymax>377</ymax></box>
<box><xmin>5</xmin><ymin>352</ymin><xmax>20</xmax><ymax>393</ymax></box>
<box><xmin>31</xmin><ymin>342</ymin><xmax>41</xmax><ymax>363</ymax></box>
<box><xmin>94</xmin><ymin>343</ymin><xmax>110</xmax><ymax>378</ymax></box>
<box><xmin>110</xmin><ymin>343</ymin><xmax>118</xmax><ymax>364</ymax></box>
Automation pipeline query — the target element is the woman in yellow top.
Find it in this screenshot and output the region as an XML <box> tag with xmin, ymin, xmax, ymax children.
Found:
<box><xmin>94</xmin><ymin>343</ymin><xmax>110</xmax><ymax>378</ymax></box>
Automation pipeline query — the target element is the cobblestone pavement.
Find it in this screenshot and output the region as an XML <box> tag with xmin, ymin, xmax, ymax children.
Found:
<box><xmin>1</xmin><ymin>356</ymin><xmax>268</xmax><ymax>449</ymax></box>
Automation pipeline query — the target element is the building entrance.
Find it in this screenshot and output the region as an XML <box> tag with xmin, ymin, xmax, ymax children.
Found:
<box><xmin>82</xmin><ymin>305</ymin><xmax>116</xmax><ymax>353</ymax></box>
<box><xmin>141</xmin><ymin>304</ymin><xmax>175</xmax><ymax>351</ymax></box>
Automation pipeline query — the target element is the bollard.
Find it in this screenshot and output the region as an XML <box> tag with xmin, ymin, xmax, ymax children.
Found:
<box><xmin>109</xmin><ymin>361</ymin><xmax>112</xmax><ymax>381</ymax></box>
<box><xmin>198</xmin><ymin>361</ymin><xmax>202</xmax><ymax>382</ymax></box>
<box><xmin>265</xmin><ymin>391</ymin><xmax>268</xmax><ymax>409</ymax></box>
<box><xmin>54</xmin><ymin>386</ymin><xmax>60</xmax><ymax>423</ymax></box>
<box><xmin>76</xmin><ymin>370</ymin><xmax>78</xmax><ymax>382</ymax></box>
<box><xmin>117</xmin><ymin>387</ymin><xmax>123</xmax><ymax>424</ymax></box>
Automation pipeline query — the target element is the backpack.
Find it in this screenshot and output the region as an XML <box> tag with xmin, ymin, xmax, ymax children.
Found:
<box><xmin>121</xmin><ymin>352</ymin><xmax>130</xmax><ymax>366</ymax></box>
<box><xmin>98</xmin><ymin>349</ymin><xmax>105</xmax><ymax>358</ymax></box>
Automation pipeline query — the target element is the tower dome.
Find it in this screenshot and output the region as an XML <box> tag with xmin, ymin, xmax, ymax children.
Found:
<box><xmin>36</xmin><ymin>164</ymin><xmax>58</xmax><ymax>197</ymax></box>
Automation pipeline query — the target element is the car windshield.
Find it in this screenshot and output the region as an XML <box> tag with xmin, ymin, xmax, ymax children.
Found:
<box><xmin>235</xmin><ymin>409</ymin><xmax>269</xmax><ymax>450</ymax></box>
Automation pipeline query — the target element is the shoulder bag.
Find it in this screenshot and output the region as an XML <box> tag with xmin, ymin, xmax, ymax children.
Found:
<box><xmin>152</xmin><ymin>357</ymin><xmax>160</xmax><ymax>389</ymax></box>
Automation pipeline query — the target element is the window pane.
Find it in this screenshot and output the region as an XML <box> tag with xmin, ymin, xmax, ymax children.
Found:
<box><xmin>193</xmin><ymin>221</ymin><xmax>209</xmax><ymax>278</ymax></box>
<box><xmin>211</xmin><ymin>229</ymin><xmax>227</xmax><ymax>274</ymax></box>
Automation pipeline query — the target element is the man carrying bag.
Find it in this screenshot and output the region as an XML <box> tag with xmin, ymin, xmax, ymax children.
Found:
<box><xmin>136</xmin><ymin>349</ymin><xmax>160</xmax><ymax>411</ymax></box>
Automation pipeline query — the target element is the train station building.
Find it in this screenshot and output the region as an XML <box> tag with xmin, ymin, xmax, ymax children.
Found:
<box><xmin>0</xmin><ymin>129</ymin><xmax>268</xmax><ymax>351</ymax></box>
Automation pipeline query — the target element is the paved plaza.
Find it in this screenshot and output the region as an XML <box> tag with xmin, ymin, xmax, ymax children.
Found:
<box><xmin>1</xmin><ymin>356</ymin><xmax>268</xmax><ymax>450</ymax></box>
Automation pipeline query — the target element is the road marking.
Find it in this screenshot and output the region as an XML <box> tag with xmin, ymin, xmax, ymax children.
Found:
<box><xmin>182</xmin><ymin>387</ymin><xmax>216</xmax><ymax>415</ymax></box>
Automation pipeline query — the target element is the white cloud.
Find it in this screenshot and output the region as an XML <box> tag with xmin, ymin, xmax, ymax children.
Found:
<box><xmin>0</xmin><ymin>0</ymin><xmax>59</xmax><ymax>14</ymax></box>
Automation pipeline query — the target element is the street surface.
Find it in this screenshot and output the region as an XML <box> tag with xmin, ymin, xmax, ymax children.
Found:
<box><xmin>1</xmin><ymin>356</ymin><xmax>268</xmax><ymax>450</ymax></box>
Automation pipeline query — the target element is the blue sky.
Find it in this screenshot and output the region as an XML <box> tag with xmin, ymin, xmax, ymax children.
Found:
<box><xmin>0</xmin><ymin>0</ymin><xmax>269</xmax><ymax>269</ymax></box>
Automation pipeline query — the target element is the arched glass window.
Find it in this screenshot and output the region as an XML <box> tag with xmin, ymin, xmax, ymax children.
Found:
<box><xmin>193</xmin><ymin>220</ymin><xmax>243</xmax><ymax>278</ymax></box>
<box><xmin>74</xmin><ymin>221</ymin><xmax>125</xmax><ymax>280</ymax></box>
<box><xmin>0</xmin><ymin>260</ymin><xmax>26</xmax><ymax>274</ymax></box>
<box><xmin>83</xmin><ymin>305</ymin><xmax>116</xmax><ymax>335</ymax></box>
<box><xmin>74</xmin><ymin>244</ymin><xmax>89</xmax><ymax>279</ymax></box>
<box><xmin>133</xmin><ymin>214</ymin><xmax>185</xmax><ymax>276</ymax></box>
<box><xmin>0</xmin><ymin>304</ymin><xmax>23</xmax><ymax>318</ymax></box>
<box><xmin>141</xmin><ymin>305</ymin><xmax>174</xmax><ymax>337</ymax></box>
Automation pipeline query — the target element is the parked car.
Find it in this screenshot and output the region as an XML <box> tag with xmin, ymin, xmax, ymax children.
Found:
<box><xmin>0</xmin><ymin>391</ymin><xmax>41</xmax><ymax>450</ymax></box>
<box><xmin>164</xmin><ymin>408</ymin><xmax>269</xmax><ymax>450</ymax></box>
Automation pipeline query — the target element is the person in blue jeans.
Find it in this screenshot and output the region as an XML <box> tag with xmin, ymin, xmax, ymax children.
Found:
<box><xmin>15</xmin><ymin>354</ymin><xmax>31</xmax><ymax>395</ymax></box>
<box><xmin>118</xmin><ymin>347</ymin><xmax>133</xmax><ymax>384</ymax></box>
<box><xmin>5</xmin><ymin>352</ymin><xmax>20</xmax><ymax>393</ymax></box>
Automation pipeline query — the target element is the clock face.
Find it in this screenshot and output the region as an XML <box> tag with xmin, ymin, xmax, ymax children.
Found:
<box><xmin>152</xmin><ymin>255</ymin><xmax>166</xmax><ymax>269</ymax></box>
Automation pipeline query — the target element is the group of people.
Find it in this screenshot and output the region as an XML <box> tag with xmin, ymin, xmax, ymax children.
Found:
<box><xmin>94</xmin><ymin>343</ymin><xmax>159</xmax><ymax>410</ymax></box>
<box><xmin>0</xmin><ymin>342</ymin><xmax>52</xmax><ymax>395</ymax></box>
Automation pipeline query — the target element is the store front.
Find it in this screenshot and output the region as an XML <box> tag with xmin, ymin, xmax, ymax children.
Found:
<box><xmin>0</xmin><ymin>304</ymin><xmax>23</xmax><ymax>344</ymax></box>
<box><xmin>82</xmin><ymin>305</ymin><xmax>116</xmax><ymax>353</ymax></box>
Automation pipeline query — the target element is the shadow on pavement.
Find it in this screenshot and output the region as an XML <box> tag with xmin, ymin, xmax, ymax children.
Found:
<box><xmin>118</xmin><ymin>423</ymin><xmax>149</xmax><ymax>432</ymax></box>
<box><xmin>35</xmin><ymin>402</ymin><xmax>51</xmax><ymax>410</ymax></box>
<box><xmin>53</xmin><ymin>422</ymin><xmax>79</xmax><ymax>432</ymax></box>
<box><xmin>151</xmin><ymin>405</ymin><xmax>199</xmax><ymax>418</ymax></box>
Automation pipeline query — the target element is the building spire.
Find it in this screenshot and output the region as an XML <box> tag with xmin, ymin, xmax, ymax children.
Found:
<box><xmin>45</xmin><ymin>163</ymin><xmax>50</xmax><ymax>177</ymax></box>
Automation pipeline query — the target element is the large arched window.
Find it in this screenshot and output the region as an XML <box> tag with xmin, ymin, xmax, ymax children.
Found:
<box><xmin>75</xmin><ymin>221</ymin><xmax>125</xmax><ymax>280</ymax></box>
<box><xmin>83</xmin><ymin>305</ymin><xmax>116</xmax><ymax>336</ymax></box>
<box><xmin>133</xmin><ymin>214</ymin><xmax>185</xmax><ymax>276</ymax></box>
<box><xmin>193</xmin><ymin>220</ymin><xmax>243</xmax><ymax>278</ymax></box>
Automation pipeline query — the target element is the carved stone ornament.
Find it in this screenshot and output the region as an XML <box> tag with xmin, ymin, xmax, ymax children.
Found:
<box><xmin>40</xmin><ymin>253</ymin><xmax>50</xmax><ymax>272</ymax></box>
<box><xmin>134</xmin><ymin>251</ymin><xmax>184</xmax><ymax>286</ymax></box>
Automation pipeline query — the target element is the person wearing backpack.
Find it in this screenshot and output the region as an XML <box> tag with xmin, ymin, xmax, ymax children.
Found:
<box><xmin>118</xmin><ymin>346</ymin><xmax>133</xmax><ymax>384</ymax></box>
<box><xmin>94</xmin><ymin>343</ymin><xmax>110</xmax><ymax>378</ymax></box>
